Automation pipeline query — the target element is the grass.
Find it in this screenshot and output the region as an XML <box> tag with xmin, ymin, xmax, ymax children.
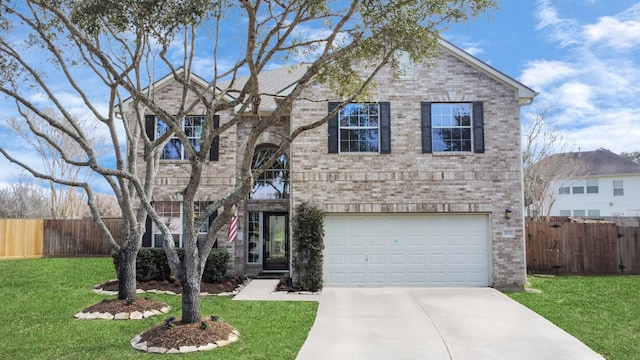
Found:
<box><xmin>508</xmin><ymin>275</ymin><xmax>640</xmax><ymax>360</ymax></box>
<box><xmin>0</xmin><ymin>257</ymin><xmax>318</xmax><ymax>360</ymax></box>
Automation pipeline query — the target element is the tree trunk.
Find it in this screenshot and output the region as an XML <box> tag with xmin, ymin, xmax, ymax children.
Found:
<box><xmin>180</xmin><ymin>274</ymin><xmax>201</xmax><ymax>323</ymax></box>
<box><xmin>117</xmin><ymin>247</ymin><xmax>138</xmax><ymax>300</ymax></box>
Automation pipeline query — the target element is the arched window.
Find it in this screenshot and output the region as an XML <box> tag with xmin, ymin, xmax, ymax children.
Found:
<box><xmin>250</xmin><ymin>147</ymin><xmax>289</xmax><ymax>199</ymax></box>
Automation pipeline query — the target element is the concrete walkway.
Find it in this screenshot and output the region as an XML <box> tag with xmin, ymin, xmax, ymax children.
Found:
<box><xmin>295</xmin><ymin>287</ymin><xmax>605</xmax><ymax>360</ymax></box>
<box><xmin>233</xmin><ymin>279</ymin><xmax>321</xmax><ymax>302</ymax></box>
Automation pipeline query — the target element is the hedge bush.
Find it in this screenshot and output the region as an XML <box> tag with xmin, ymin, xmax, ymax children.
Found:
<box><xmin>292</xmin><ymin>202</ymin><xmax>324</xmax><ymax>292</ymax></box>
<box><xmin>113</xmin><ymin>248</ymin><xmax>229</xmax><ymax>283</ymax></box>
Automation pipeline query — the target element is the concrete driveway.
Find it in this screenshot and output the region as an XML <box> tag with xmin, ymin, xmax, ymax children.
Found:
<box><xmin>296</xmin><ymin>288</ymin><xmax>604</xmax><ymax>360</ymax></box>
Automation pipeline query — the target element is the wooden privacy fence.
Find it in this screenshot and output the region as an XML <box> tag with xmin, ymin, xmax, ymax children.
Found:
<box><xmin>0</xmin><ymin>219</ymin><xmax>44</xmax><ymax>259</ymax></box>
<box><xmin>526</xmin><ymin>221</ymin><xmax>640</xmax><ymax>275</ymax></box>
<box><xmin>44</xmin><ymin>218</ymin><xmax>121</xmax><ymax>257</ymax></box>
<box><xmin>0</xmin><ymin>218</ymin><xmax>121</xmax><ymax>259</ymax></box>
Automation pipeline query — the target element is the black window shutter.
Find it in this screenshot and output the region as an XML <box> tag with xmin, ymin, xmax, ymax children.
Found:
<box><xmin>379</xmin><ymin>102</ymin><xmax>391</xmax><ymax>154</ymax></box>
<box><xmin>328</xmin><ymin>102</ymin><xmax>339</xmax><ymax>153</ymax></box>
<box><xmin>209</xmin><ymin>115</ymin><xmax>220</xmax><ymax>161</ymax></box>
<box><xmin>142</xmin><ymin>215</ymin><xmax>152</xmax><ymax>247</ymax></box>
<box><xmin>144</xmin><ymin>115</ymin><xmax>155</xmax><ymax>160</ymax></box>
<box><xmin>420</xmin><ymin>102</ymin><xmax>432</xmax><ymax>153</ymax></box>
<box><xmin>473</xmin><ymin>101</ymin><xmax>484</xmax><ymax>153</ymax></box>
<box><xmin>145</xmin><ymin>115</ymin><xmax>155</xmax><ymax>140</ymax></box>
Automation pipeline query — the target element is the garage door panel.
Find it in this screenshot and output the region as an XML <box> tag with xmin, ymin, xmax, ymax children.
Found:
<box><xmin>388</xmin><ymin>254</ymin><xmax>405</xmax><ymax>265</ymax></box>
<box><xmin>368</xmin><ymin>254</ymin><xmax>385</xmax><ymax>265</ymax></box>
<box><xmin>327</xmin><ymin>254</ymin><xmax>346</xmax><ymax>266</ymax></box>
<box><xmin>349</xmin><ymin>254</ymin><xmax>367</xmax><ymax>265</ymax></box>
<box><xmin>324</xmin><ymin>214</ymin><xmax>490</xmax><ymax>287</ymax></box>
<box><xmin>408</xmin><ymin>254</ymin><xmax>426</xmax><ymax>265</ymax></box>
<box><xmin>349</xmin><ymin>236</ymin><xmax>366</xmax><ymax>247</ymax></box>
<box><xmin>349</xmin><ymin>272</ymin><xmax>366</xmax><ymax>283</ymax></box>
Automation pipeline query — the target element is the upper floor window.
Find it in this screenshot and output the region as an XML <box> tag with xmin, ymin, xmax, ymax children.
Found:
<box><xmin>613</xmin><ymin>180</ymin><xmax>624</xmax><ymax>196</ymax></box>
<box><xmin>586</xmin><ymin>179</ymin><xmax>599</xmax><ymax>194</ymax></box>
<box><xmin>339</xmin><ymin>103</ymin><xmax>380</xmax><ymax>152</ymax></box>
<box><xmin>431</xmin><ymin>103</ymin><xmax>472</xmax><ymax>152</ymax></box>
<box><xmin>156</xmin><ymin>116</ymin><xmax>205</xmax><ymax>160</ymax></box>
<box><xmin>145</xmin><ymin>114</ymin><xmax>219</xmax><ymax>161</ymax></box>
<box><xmin>250</xmin><ymin>147</ymin><xmax>290</xmax><ymax>200</ymax></box>
<box><xmin>421</xmin><ymin>102</ymin><xmax>484</xmax><ymax>154</ymax></box>
<box><xmin>572</xmin><ymin>186</ymin><xmax>584</xmax><ymax>194</ymax></box>
<box><xmin>559</xmin><ymin>186</ymin><xmax>570</xmax><ymax>195</ymax></box>
<box><xmin>328</xmin><ymin>102</ymin><xmax>391</xmax><ymax>154</ymax></box>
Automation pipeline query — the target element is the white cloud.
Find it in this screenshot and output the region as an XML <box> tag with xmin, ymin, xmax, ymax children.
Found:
<box><xmin>520</xmin><ymin>60</ymin><xmax>578</xmax><ymax>90</ymax></box>
<box><xmin>535</xmin><ymin>0</ymin><xmax>581</xmax><ymax>47</ymax></box>
<box><xmin>582</xmin><ymin>3</ymin><xmax>640</xmax><ymax>51</ymax></box>
<box><xmin>525</xmin><ymin>1</ymin><xmax>640</xmax><ymax>154</ymax></box>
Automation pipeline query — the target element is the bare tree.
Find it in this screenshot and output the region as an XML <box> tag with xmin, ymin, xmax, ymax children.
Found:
<box><xmin>522</xmin><ymin>106</ymin><xmax>587</xmax><ymax>221</ymax></box>
<box><xmin>0</xmin><ymin>175</ymin><xmax>51</xmax><ymax>218</ymax></box>
<box><xmin>93</xmin><ymin>193</ymin><xmax>122</xmax><ymax>218</ymax></box>
<box><xmin>5</xmin><ymin>108</ymin><xmax>106</xmax><ymax>219</ymax></box>
<box><xmin>0</xmin><ymin>0</ymin><xmax>496</xmax><ymax>323</ymax></box>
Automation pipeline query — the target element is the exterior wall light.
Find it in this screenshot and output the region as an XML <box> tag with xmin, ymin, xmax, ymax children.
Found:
<box><xmin>505</xmin><ymin>209</ymin><xmax>513</xmax><ymax>219</ymax></box>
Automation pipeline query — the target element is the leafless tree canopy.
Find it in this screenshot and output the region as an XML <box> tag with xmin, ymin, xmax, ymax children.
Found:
<box><xmin>522</xmin><ymin>106</ymin><xmax>588</xmax><ymax>221</ymax></box>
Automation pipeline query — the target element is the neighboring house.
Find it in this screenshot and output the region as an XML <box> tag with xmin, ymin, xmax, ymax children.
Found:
<box><xmin>122</xmin><ymin>39</ymin><xmax>537</xmax><ymax>290</ymax></box>
<box><xmin>544</xmin><ymin>148</ymin><xmax>640</xmax><ymax>217</ymax></box>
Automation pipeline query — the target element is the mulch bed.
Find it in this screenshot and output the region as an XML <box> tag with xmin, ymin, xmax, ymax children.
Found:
<box><xmin>82</xmin><ymin>278</ymin><xmax>244</xmax><ymax>352</ymax></box>
<box><xmin>96</xmin><ymin>277</ymin><xmax>243</xmax><ymax>295</ymax></box>
<box><xmin>140</xmin><ymin>318</ymin><xmax>237</xmax><ymax>349</ymax></box>
<box><xmin>83</xmin><ymin>298</ymin><xmax>168</xmax><ymax>314</ymax></box>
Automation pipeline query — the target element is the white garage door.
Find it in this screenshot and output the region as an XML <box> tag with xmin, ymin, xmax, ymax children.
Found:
<box><xmin>323</xmin><ymin>214</ymin><xmax>490</xmax><ymax>286</ymax></box>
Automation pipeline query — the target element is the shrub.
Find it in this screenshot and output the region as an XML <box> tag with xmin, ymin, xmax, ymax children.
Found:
<box><xmin>292</xmin><ymin>202</ymin><xmax>324</xmax><ymax>292</ymax></box>
<box><xmin>202</xmin><ymin>249</ymin><xmax>229</xmax><ymax>283</ymax></box>
<box><xmin>113</xmin><ymin>247</ymin><xmax>229</xmax><ymax>283</ymax></box>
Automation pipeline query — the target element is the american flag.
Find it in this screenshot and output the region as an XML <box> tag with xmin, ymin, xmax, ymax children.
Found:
<box><xmin>228</xmin><ymin>207</ymin><xmax>238</xmax><ymax>243</ymax></box>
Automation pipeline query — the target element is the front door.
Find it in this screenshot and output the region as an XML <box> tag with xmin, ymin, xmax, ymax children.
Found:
<box><xmin>263</xmin><ymin>212</ymin><xmax>289</xmax><ymax>271</ymax></box>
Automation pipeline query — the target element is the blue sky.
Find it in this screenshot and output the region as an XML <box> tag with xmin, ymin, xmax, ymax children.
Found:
<box><xmin>1</xmin><ymin>0</ymin><xmax>639</xmax><ymax>191</ymax></box>
<box><xmin>445</xmin><ymin>0</ymin><xmax>640</xmax><ymax>154</ymax></box>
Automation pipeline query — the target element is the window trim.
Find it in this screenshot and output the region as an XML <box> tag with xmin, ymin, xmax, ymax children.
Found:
<box><xmin>613</xmin><ymin>180</ymin><xmax>624</xmax><ymax>196</ymax></box>
<box><xmin>143</xmin><ymin>201</ymin><xmax>217</xmax><ymax>248</ymax></box>
<box><xmin>328</xmin><ymin>102</ymin><xmax>391</xmax><ymax>154</ymax></box>
<box><xmin>586</xmin><ymin>179</ymin><xmax>599</xmax><ymax>194</ymax></box>
<box><xmin>145</xmin><ymin>114</ymin><xmax>219</xmax><ymax>161</ymax></box>
<box><xmin>338</xmin><ymin>103</ymin><xmax>381</xmax><ymax>153</ymax></box>
<box><xmin>421</xmin><ymin>101</ymin><xmax>484</xmax><ymax>154</ymax></box>
<box><xmin>249</xmin><ymin>146</ymin><xmax>290</xmax><ymax>200</ymax></box>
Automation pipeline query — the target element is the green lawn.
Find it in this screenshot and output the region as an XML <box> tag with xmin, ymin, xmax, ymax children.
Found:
<box><xmin>508</xmin><ymin>275</ymin><xmax>640</xmax><ymax>360</ymax></box>
<box><xmin>0</xmin><ymin>257</ymin><xmax>318</xmax><ymax>360</ymax></box>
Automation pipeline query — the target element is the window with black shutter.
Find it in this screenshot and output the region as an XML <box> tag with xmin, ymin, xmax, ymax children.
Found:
<box><xmin>327</xmin><ymin>102</ymin><xmax>391</xmax><ymax>154</ymax></box>
<box><xmin>145</xmin><ymin>115</ymin><xmax>219</xmax><ymax>160</ymax></box>
<box><xmin>421</xmin><ymin>101</ymin><xmax>484</xmax><ymax>153</ymax></box>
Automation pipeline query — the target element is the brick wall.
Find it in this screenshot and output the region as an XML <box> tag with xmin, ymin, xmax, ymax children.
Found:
<box><xmin>129</xmin><ymin>52</ymin><xmax>529</xmax><ymax>289</ymax></box>
<box><xmin>290</xmin><ymin>51</ymin><xmax>526</xmax><ymax>289</ymax></box>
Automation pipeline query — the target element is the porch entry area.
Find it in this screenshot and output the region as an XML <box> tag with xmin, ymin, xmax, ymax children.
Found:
<box><xmin>247</xmin><ymin>211</ymin><xmax>290</xmax><ymax>271</ymax></box>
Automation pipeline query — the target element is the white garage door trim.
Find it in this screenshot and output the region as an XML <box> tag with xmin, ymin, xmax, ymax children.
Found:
<box><xmin>323</xmin><ymin>213</ymin><xmax>491</xmax><ymax>287</ymax></box>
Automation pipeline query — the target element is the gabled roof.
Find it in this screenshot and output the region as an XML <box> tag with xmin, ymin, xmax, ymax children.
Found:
<box><xmin>550</xmin><ymin>148</ymin><xmax>640</xmax><ymax>176</ymax></box>
<box><xmin>437</xmin><ymin>38</ymin><xmax>537</xmax><ymax>106</ymax></box>
<box><xmin>123</xmin><ymin>38</ymin><xmax>537</xmax><ymax>112</ymax></box>
<box><xmin>120</xmin><ymin>67</ymin><xmax>232</xmax><ymax>111</ymax></box>
<box><xmin>218</xmin><ymin>65</ymin><xmax>310</xmax><ymax>112</ymax></box>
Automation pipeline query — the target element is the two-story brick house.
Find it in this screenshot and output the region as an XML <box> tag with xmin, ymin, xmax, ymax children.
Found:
<box><xmin>128</xmin><ymin>39</ymin><xmax>536</xmax><ymax>290</ymax></box>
